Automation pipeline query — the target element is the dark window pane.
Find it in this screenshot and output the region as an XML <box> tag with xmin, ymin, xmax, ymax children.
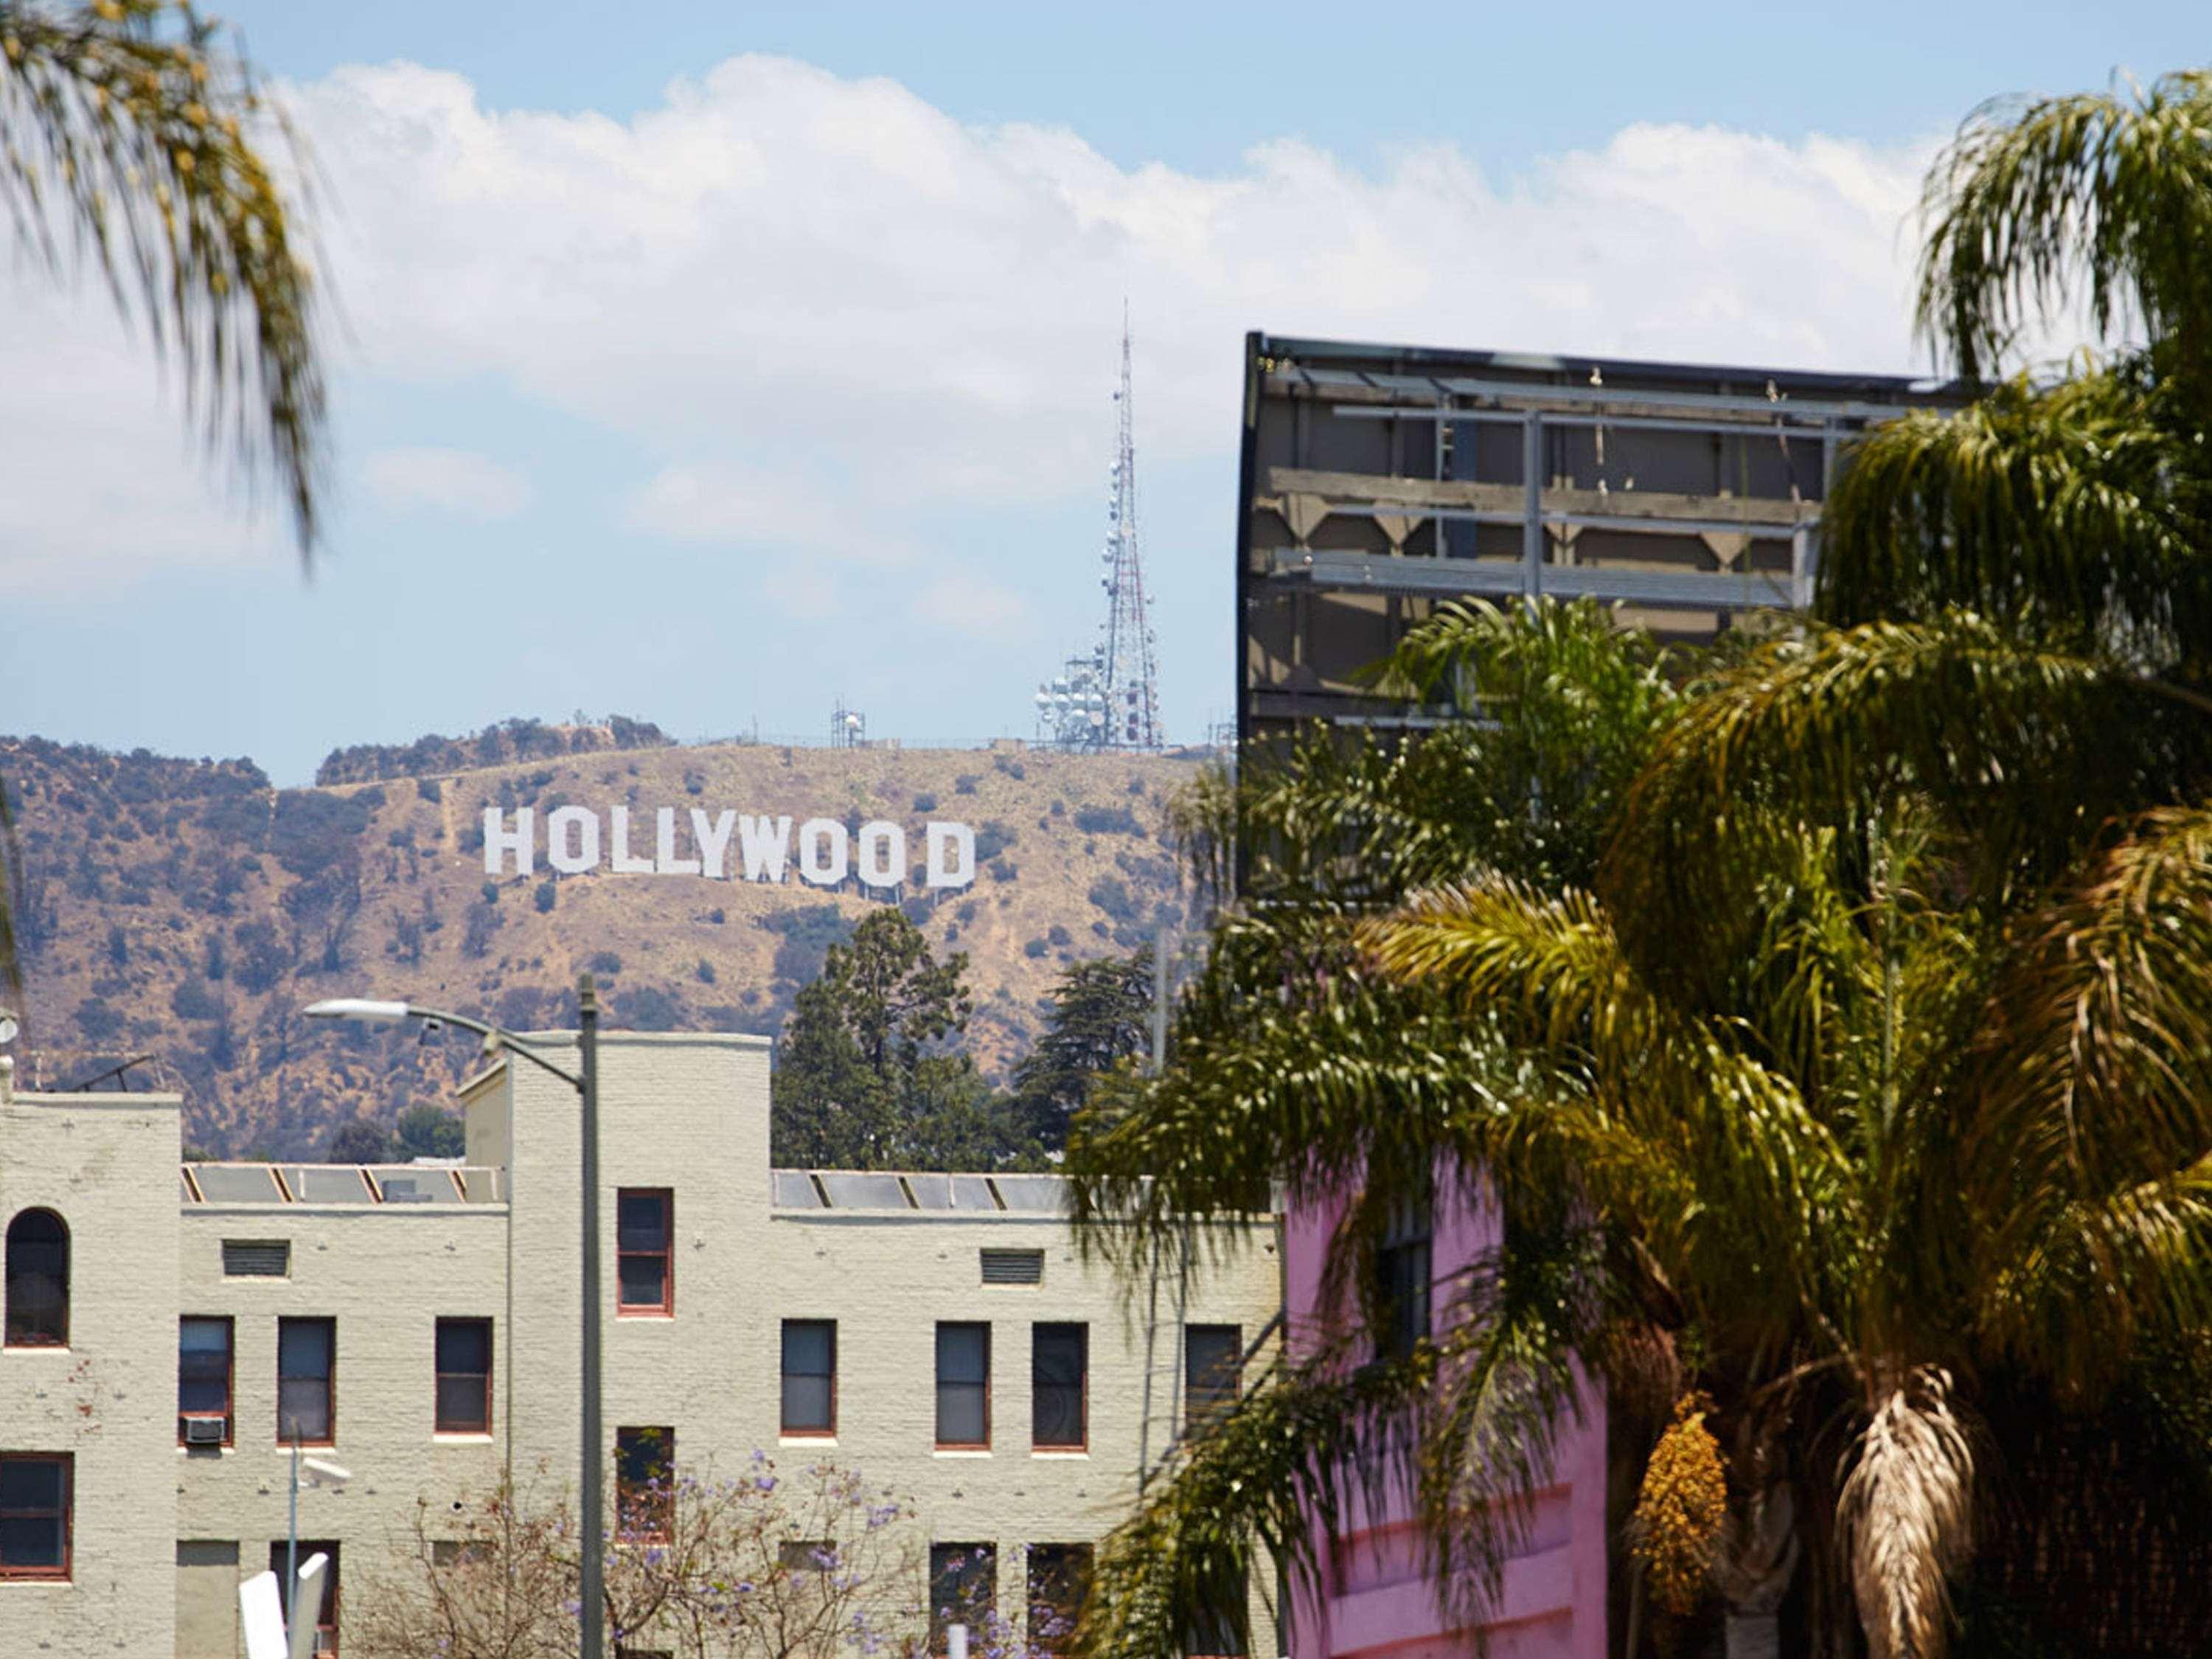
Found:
<box><xmin>616</xmin><ymin>1427</ymin><xmax>674</xmax><ymax>1538</ymax></box>
<box><xmin>939</xmin><ymin>1386</ymin><xmax>986</xmax><ymax>1446</ymax></box>
<box><xmin>931</xmin><ymin>1543</ymin><xmax>997</xmax><ymax>1644</ymax></box>
<box><xmin>1032</xmin><ymin>1325</ymin><xmax>1086</xmax><ymax>1448</ymax></box>
<box><xmin>279</xmin><ymin>1380</ymin><xmax>331</xmax><ymax>1443</ymax></box>
<box><xmin>6</xmin><ymin>1210</ymin><xmax>69</xmax><ymax>1346</ymax></box>
<box><xmin>1028</xmin><ymin>1544</ymin><xmax>1093</xmax><ymax>1653</ymax></box>
<box><xmin>279</xmin><ymin>1321</ymin><xmax>333</xmax><ymax>1379</ymax></box>
<box><xmin>436</xmin><ymin>1321</ymin><xmax>490</xmax><ymax>1374</ymax></box>
<box><xmin>783</xmin><ymin>1321</ymin><xmax>833</xmax><ymax>1377</ymax></box>
<box><xmin>180</xmin><ymin>1318</ymin><xmax>232</xmax><ymax>1423</ymax></box>
<box><xmin>617</xmin><ymin>1192</ymin><xmax>669</xmax><ymax>1250</ymax></box>
<box><xmin>0</xmin><ymin>1460</ymin><xmax>61</xmax><ymax>1511</ymax></box>
<box><xmin>782</xmin><ymin>1320</ymin><xmax>835</xmax><ymax>1433</ymax></box>
<box><xmin>1186</xmin><ymin>1326</ymin><xmax>1242</xmax><ymax>1426</ymax></box>
<box><xmin>936</xmin><ymin>1324</ymin><xmax>990</xmax><ymax>1444</ymax></box>
<box><xmin>437</xmin><ymin>1375</ymin><xmax>489</xmax><ymax>1433</ymax></box>
<box><xmin>782</xmin><ymin>1375</ymin><xmax>833</xmax><ymax>1433</ymax></box>
<box><xmin>0</xmin><ymin>1514</ymin><xmax>61</xmax><ymax>1568</ymax></box>
<box><xmin>617</xmin><ymin>1427</ymin><xmax>670</xmax><ymax>1484</ymax></box>
<box><xmin>618</xmin><ymin>1255</ymin><xmax>667</xmax><ymax>1307</ymax></box>
<box><xmin>937</xmin><ymin>1324</ymin><xmax>988</xmax><ymax>1383</ymax></box>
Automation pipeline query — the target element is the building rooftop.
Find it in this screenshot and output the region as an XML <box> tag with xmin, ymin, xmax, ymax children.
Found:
<box><xmin>180</xmin><ymin>1163</ymin><xmax>504</xmax><ymax>1206</ymax></box>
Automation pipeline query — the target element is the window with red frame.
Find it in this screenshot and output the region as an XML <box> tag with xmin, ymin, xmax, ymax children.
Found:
<box><xmin>616</xmin><ymin>1191</ymin><xmax>672</xmax><ymax>1315</ymax></box>
<box><xmin>270</xmin><ymin>1540</ymin><xmax>339</xmax><ymax>1654</ymax></box>
<box><xmin>4</xmin><ymin>1210</ymin><xmax>68</xmax><ymax>1348</ymax></box>
<box><xmin>0</xmin><ymin>1455</ymin><xmax>70</xmax><ymax>1580</ymax></box>
<box><xmin>434</xmin><ymin>1319</ymin><xmax>493</xmax><ymax>1435</ymax></box>
<box><xmin>178</xmin><ymin>1317</ymin><xmax>234</xmax><ymax>1444</ymax></box>
<box><xmin>1030</xmin><ymin>1324</ymin><xmax>1087</xmax><ymax>1450</ymax></box>
<box><xmin>278</xmin><ymin>1318</ymin><xmax>335</xmax><ymax>1446</ymax></box>
<box><xmin>615</xmin><ymin>1426</ymin><xmax>675</xmax><ymax>1540</ymax></box>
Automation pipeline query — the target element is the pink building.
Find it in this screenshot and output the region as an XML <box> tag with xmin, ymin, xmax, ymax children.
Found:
<box><xmin>1282</xmin><ymin>1178</ymin><xmax>1609</xmax><ymax>1659</ymax></box>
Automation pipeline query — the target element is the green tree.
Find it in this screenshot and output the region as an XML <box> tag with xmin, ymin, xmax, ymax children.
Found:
<box><xmin>1011</xmin><ymin>948</ymin><xmax>1154</xmax><ymax>1150</ymax></box>
<box><xmin>326</xmin><ymin>1120</ymin><xmax>391</xmax><ymax>1164</ymax></box>
<box><xmin>395</xmin><ymin>1104</ymin><xmax>465</xmax><ymax>1160</ymax></box>
<box><xmin>1071</xmin><ymin>71</ymin><xmax>2212</xmax><ymax>1659</ymax></box>
<box><xmin>772</xmin><ymin>908</ymin><xmax>1003</xmax><ymax>1168</ymax></box>
<box><xmin>0</xmin><ymin>0</ymin><xmax>327</xmax><ymax>995</ymax></box>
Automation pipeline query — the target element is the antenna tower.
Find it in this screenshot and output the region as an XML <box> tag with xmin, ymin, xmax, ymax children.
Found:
<box><xmin>1034</xmin><ymin>309</ymin><xmax>1163</xmax><ymax>751</ymax></box>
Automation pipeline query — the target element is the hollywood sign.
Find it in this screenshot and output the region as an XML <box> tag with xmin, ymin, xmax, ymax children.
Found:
<box><xmin>481</xmin><ymin>807</ymin><xmax>976</xmax><ymax>891</ymax></box>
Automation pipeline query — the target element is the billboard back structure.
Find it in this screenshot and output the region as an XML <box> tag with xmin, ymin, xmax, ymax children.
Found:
<box><xmin>1233</xmin><ymin>333</ymin><xmax>1961</xmax><ymax>745</ymax></box>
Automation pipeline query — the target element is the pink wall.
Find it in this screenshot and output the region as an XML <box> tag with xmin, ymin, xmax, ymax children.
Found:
<box><xmin>1282</xmin><ymin>1174</ymin><xmax>1608</xmax><ymax>1659</ymax></box>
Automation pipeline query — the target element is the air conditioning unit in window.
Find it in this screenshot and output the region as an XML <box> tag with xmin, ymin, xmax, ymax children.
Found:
<box><xmin>181</xmin><ymin>1416</ymin><xmax>226</xmax><ymax>1446</ymax></box>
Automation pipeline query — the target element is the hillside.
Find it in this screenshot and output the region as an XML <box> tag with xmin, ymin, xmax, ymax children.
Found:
<box><xmin>0</xmin><ymin>731</ymin><xmax>1203</xmax><ymax>1157</ymax></box>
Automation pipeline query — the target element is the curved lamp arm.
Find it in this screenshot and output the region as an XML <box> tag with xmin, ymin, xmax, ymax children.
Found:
<box><xmin>303</xmin><ymin>999</ymin><xmax>582</xmax><ymax>1090</ymax></box>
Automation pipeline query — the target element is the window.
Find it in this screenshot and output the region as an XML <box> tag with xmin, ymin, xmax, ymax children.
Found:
<box><xmin>4</xmin><ymin>1210</ymin><xmax>68</xmax><ymax>1347</ymax></box>
<box><xmin>1374</xmin><ymin>1189</ymin><xmax>1433</xmax><ymax>1360</ymax></box>
<box><xmin>615</xmin><ymin>1427</ymin><xmax>674</xmax><ymax>1540</ymax></box>
<box><xmin>435</xmin><ymin>1320</ymin><xmax>493</xmax><ymax>1436</ymax></box>
<box><xmin>930</xmin><ymin>1543</ymin><xmax>997</xmax><ymax>1648</ymax></box>
<box><xmin>1031</xmin><ymin>1324</ymin><xmax>1087</xmax><ymax>1450</ymax></box>
<box><xmin>616</xmin><ymin>1190</ymin><xmax>673</xmax><ymax>1315</ymax></box>
<box><xmin>270</xmin><ymin>1540</ymin><xmax>338</xmax><ymax>1655</ymax></box>
<box><xmin>1026</xmin><ymin>1544</ymin><xmax>1093</xmax><ymax>1655</ymax></box>
<box><xmin>0</xmin><ymin>1455</ymin><xmax>71</xmax><ymax>1579</ymax></box>
<box><xmin>1184</xmin><ymin>1326</ymin><xmax>1242</xmax><ymax>1430</ymax></box>
<box><xmin>178</xmin><ymin>1317</ymin><xmax>234</xmax><ymax>1445</ymax></box>
<box><xmin>935</xmin><ymin>1324</ymin><xmax>990</xmax><ymax>1448</ymax></box>
<box><xmin>278</xmin><ymin>1318</ymin><xmax>335</xmax><ymax>1446</ymax></box>
<box><xmin>781</xmin><ymin>1321</ymin><xmax>836</xmax><ymax>1437</ymax></box>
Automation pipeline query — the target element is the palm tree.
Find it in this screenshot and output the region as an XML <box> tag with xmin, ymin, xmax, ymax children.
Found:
<box><xmin>1070</xmin><ymin>67</ymin><xmax>2212</xmax><ymax>1659</ymax></box>
<box><xmin>0</xmin><ymin>0</ymin><xmax>326</xmax><ymax>993</ymax></box>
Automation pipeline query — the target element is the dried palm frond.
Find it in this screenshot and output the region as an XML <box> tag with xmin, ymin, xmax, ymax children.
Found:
<box><xmin>1837</xmin><ymin>1366</ymin><xmax>1976</xmax><ymax>1659</ymax></box>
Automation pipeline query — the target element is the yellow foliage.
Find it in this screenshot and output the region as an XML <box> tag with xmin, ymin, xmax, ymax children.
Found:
<box><xmin>1630</xmin><ymin>1391</ymin><xmax>1728</xmax><ymax>1618</ymax></box>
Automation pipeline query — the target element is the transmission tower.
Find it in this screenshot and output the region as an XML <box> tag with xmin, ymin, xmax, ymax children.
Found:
<box><xmin>1034</xmin><ymin>310</ymin><xmax>1163</xmax><ymax>751</ymax></box>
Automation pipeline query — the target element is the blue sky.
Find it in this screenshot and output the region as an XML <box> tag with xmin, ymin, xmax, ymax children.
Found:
<box><xmin>0</xmin><ymin>3</ymin><xmax>2200</xmax><ymax>784</ymax></box>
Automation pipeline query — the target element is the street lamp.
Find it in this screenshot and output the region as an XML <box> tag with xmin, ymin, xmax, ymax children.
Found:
<box><xmin>286</xmin><ymin>1448</ymin><xmax>349</xmax><ymax>1655</ymax></box>
<box><xmin>305</xmin><ymin>974</ymin><xmax>605</xmax><ymax>1659</ymax></box>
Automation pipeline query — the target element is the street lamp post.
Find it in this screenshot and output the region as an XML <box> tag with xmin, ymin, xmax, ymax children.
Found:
<box><xmin>305</xmin><ymin>974</ymin><xmax>605</xmax><ymax>1659</ymax></box>
<box><xmin>286</xmin><ymin>1444</ymin><xmax>350</xmax><ymax>1653</ymax></box>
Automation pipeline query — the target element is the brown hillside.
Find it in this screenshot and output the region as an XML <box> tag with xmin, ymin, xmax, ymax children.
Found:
<box><xmin>1</xmin><ymin>734</ymin><xmax>1202</xmax><ymax>1158</ymax></box>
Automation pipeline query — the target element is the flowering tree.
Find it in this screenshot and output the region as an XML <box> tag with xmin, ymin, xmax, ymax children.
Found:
<box><xmin>352</xmin><ymin>1453</ymin><xmax>1070</xmax><ymax>1659</ymax></box>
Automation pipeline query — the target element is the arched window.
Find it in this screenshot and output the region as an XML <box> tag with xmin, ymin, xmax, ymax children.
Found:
<box><xmin>5</xmin><ymin>1211</ymin><xmax>69</xmax><ymax>1348</ymax></box>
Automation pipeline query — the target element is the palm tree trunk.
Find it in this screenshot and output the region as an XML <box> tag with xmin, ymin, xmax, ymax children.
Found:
<box><xmin>1717</xmin><ymin>1479</ymin><xmax>1800</xmax><ymax>1659</ymax></box>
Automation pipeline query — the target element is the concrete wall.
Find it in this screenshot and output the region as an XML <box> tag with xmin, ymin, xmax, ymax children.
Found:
<box><xmin>1284</xmin><ymin>1172</ymin><xmax>1606</xmax><ymax>1659</ymax></box>
<box><xmin>0</xmin><ymin>1071</ymin><xmax>182</xmax><ymax>1659</ymax></box>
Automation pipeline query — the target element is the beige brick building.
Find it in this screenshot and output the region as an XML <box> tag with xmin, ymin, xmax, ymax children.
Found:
<box><xmin>0</xmin><ymin>1033</ymin><xmax>1281</xmax><ymax>1656</ymax></box>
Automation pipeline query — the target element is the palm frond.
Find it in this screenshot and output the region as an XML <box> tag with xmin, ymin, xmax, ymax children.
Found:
<box><xmin>1818</xmin><ymin>369</ymin><xmax>2212</xmax><ymax>653</ymax></box>
<box><xmin>1600</xmin><ymin>615</ymin><xmax>2208</xmax><ymax>991</ymax></box>
<box><xmin>1916</xmin><ymin>69</ymin><xmax>2212</xmax><ymax>384</ymax></box>
<box><xmin>1837</xmin><ymin>1366</ymin><xmax>1976</xmax><ymax>1659</ymax></box>
<box><xmin>1358</xmin><ymin>880</ymin><xmax>1856</xmax><ymax>1346</ymax></box>
<box><xmin>1958</xmin><ymin>806</ymin><xmax>2212</xmax><ymax>1384</ymax></box>
<box><xmin>0</xmin><ymin>1</ymin><xmax>327</xmax><ymax>553</ymax></box>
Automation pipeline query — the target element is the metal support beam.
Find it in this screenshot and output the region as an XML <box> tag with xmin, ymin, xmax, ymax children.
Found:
<box><xmin>1263</xmin><ymin>549</ymin><xmax>1795</xmax><ymax>611</ymax></box>
<box><xmin>1521</xmin><ymin>411</ymin><xmax>1543</xmax><ymax>610</ymax></box>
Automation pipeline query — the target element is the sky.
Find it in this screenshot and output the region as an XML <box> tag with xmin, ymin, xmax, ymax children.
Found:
<box><xmin>1</xmin><ymin>3</ymin><xmax>2202</xmax><ymax>785</ymax></box>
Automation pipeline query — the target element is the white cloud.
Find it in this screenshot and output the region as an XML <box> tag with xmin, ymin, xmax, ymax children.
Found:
<box><xmin>363</xmin><ymin>446</ymin><xmax>529</xmax><ymax>520</ymax></box>
<box><xmin>0</xmin><ymin>52</ymin><xmax>1943</xmax><ymax>611</ymax></box>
